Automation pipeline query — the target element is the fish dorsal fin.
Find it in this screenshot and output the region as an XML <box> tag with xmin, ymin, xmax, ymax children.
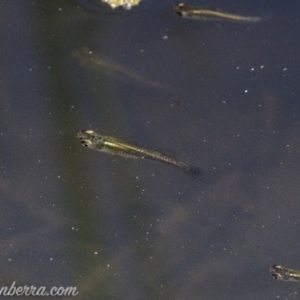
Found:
<box><xmin>154</xmin><ymin>148</ymin><xmax>177</xmax><ymax>159</ymax></box>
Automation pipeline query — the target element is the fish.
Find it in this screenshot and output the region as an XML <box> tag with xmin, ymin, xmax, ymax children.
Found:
<box><xmin>71</xmin><ymin>48</ymin><xmax>167</xmax><ymax>90</ymax></box>
<box><xmin>76</xmin><ymin>129</ymin><xmax>203</xmax><ymax>178</ymax></box>
<box><xmin>174</xmin><ymin>3</ymin><xmax>265</xmax><ymax>23</ymax></box>
<box><xmin>269</xmin><ymin>265</ymin><xmax>300</xmax><ymax>282</ymax></box>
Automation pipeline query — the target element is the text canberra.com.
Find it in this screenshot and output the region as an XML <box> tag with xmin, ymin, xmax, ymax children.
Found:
<box><xmin>0</xmin><ymin>281</ymin><xmax>78</xmax><ymax>297</ymax></box>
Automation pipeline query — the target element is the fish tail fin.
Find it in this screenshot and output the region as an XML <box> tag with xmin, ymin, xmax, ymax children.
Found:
<box><xmin>257</xmin><ymin>11</ymin><xmax>273</xmax><ymax>22</ymax></box>
<box><xmin>186</xmin><ymin>166</ymin><xmax>206</xmax><ymax>179</ymax></box>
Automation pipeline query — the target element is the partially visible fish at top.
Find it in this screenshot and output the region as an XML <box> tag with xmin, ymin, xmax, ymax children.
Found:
<box><xmin>101</xmin><ymin>0</ymin><xmax>140</xmax><ymax>9</ymax></box>
<box><xmin>76</xmin><ymin>129</ymin><xmax>204</xmax><ymax>178</ymax></box>
<box><xmin>174</xmin><ymin>3</ymin><xmax>269</xmax><ymax>23</ymax></box>
<box><xmin>71</xmin><ymin>48</ymin><xmax>168</xmax><ymax>91</ymax></box>
<box><xmin>75</xmin><ymin>0</ymin><xmax>140</xmax><ymax>11</ymax></box>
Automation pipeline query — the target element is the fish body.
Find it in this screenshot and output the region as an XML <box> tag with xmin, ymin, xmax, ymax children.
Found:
<box><xmin>76</xmin><ymin>130</ymin><xmax>202</xmax><ymax>177</ymax></box>
<box><xmin>174</xmin><ymin>3</ymin><xmax>264</xmax><ymax>23</ymax></box>
<box><xmin>269</xmin><ymin>265</ymin><xmax>300</xmax><ymax>282</ymax></box>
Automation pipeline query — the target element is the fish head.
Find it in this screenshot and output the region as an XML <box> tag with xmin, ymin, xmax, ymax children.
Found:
<box><xmin>269</xmin><ymin>265</ymin><xmax>292</xmax><ymax>281</ymax></box>
<box><xmin>76</xmin><ymin>129</ymin><xmax>105</xmax><ymax>150</ymax></box>
<box><xmin>173</xmin><ymin>3</ymin><xmax>194</xmax><ymax>17</ymax></box>
<box><xmin>269</xmin><ymin>265</ymin><xmax>282</xmax><ymax>279</ymax></box>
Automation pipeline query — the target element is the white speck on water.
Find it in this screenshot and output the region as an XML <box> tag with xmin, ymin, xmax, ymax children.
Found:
<box><xmin>244</xmin><ymin>90</ymin><xmax>248</xmax><ymax>93</ymax></box>
<box><xmin>260</xmin><ymin>65</ymin><xmax>264</xmax><ymax>69</ymax></box>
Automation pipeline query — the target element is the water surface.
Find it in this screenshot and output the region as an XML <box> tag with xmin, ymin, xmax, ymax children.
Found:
<box><xmin>1</xmin><ymin>0</ymin><xmax>300</xmax><ymax>299</ymax></box>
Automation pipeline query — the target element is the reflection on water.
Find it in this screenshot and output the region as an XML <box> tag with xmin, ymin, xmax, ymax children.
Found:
<box><xmin>1</xmin><ymin>0</ymin><xmax>300</xmax><ymax>299</ymax></box>
<box><xmin>72</xmin><ymin>47</ymin><xmax>168</xmax><ymax>90</ymax></box>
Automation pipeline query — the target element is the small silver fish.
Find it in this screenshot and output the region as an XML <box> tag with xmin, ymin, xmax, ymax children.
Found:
<box><xmin>174</xmin><ymin>3</ymin><xmax>265</xmax><ymax>23</ymax></box>
<box><xmin>76</xmin><ymin>129</ymin><xmax>203</xmax><ymax>177</ymax></box>
<box><xmin>269</xmin><ymin>265</ymin><xmax>300</xmax><ymax>282</ymax></box>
